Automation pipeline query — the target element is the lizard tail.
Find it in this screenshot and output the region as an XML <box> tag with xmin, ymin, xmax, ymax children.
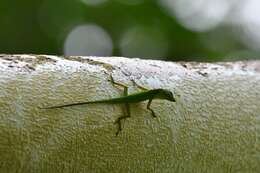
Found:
<box><xmin>40</xmin><ymin>99</ymin><xmax>107</xmax><ymax>109</ymax></box>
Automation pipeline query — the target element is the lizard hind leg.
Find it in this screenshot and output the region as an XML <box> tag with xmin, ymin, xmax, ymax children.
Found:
<box><xmin>147</xmin><ymin>98</ymin><xmax>156</xmax><ymax>118</ymax></box>
<box><xmin>109</xmin><ymin>75</ymin><xmax>131</xmax><ymax>135</ymax></box>
<box><xmin>131</xmin><ymin>79</ymin><xmax>149</xmax><ymax>91</ymax></box>
<box><xmin>114</xmin><ymin>102</ymin><xmax>131</xmax><ymax>136</ymax></box>
<box><xmin>108</xmin><ymin>75</ymin><xmax>129</xmax><ymax>89</ymax></box>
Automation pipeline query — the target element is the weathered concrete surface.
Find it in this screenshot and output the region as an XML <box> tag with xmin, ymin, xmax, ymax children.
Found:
<box><xmin>0</xmin><ymin>54</ymin><xmax>259</xmax><ymax>173</ymax></box>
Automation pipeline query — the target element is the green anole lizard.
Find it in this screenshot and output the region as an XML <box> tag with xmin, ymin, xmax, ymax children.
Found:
<box><xmin>41</xmin><ymin>76</ymin><xmax>176</xmax><ymax>135</ymax></box>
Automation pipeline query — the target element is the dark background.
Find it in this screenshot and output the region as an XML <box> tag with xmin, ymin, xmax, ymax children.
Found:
<box><xmin>1</xmin><ymin>0</ymin><xmax>260</xmax><ymax>61</ymax></box>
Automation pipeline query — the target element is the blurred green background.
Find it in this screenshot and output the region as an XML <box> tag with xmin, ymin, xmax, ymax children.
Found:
<box><xmin>1</xmin><ymin>0</ymin><xmax>260</xmax><ymax>61</ymax></box>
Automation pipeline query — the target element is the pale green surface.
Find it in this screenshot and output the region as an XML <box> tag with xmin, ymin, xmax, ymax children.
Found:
<box><xmin>0</xmin><ymin>55</ymin><xmax>259</xmax><ymax>173</ymax></box>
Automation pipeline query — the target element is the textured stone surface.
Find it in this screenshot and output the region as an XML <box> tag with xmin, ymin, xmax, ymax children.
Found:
<box><xmin>0</xmin><ymin>54</ymin><xmax>259</xmax><ymax>173</ymax></box>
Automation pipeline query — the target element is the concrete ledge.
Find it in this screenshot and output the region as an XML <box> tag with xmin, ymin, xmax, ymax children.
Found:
<box><xmin>0</xmin><ymin>54</ymin><xmax>259</xmax><ymax>172</ymax></box>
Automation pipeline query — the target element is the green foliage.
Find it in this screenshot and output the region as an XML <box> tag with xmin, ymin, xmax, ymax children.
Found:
<box><xmin>0</xmin><ymin>0</ymin><xmax>259</xmax><ymax>61</ymax></box>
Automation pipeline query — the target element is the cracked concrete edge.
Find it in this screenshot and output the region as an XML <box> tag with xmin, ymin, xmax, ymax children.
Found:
<box><xmin>0</xmin><ymin>54</ymin><xmax>260</xmax><ymax>173</ymax></box>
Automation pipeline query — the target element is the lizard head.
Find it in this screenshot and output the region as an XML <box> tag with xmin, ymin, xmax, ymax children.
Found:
<box><xmin>155</xmin><ymin>89</ymin><xmax>176</xmax><ymax>102</ymax></box>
